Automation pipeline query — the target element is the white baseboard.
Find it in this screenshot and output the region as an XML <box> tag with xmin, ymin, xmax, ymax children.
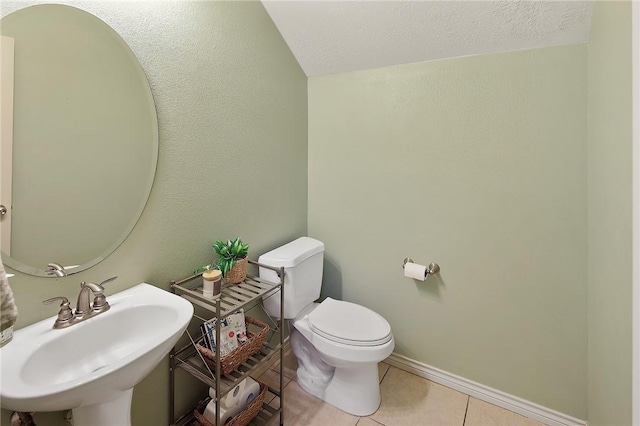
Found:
<box><xmin>385</xmin><ymin>353</ymin><xmax>587</xmax><ymax>426</ymax></box>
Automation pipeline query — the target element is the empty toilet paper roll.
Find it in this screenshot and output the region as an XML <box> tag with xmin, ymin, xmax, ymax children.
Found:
<box><xmin>404</xmin><ymin>262</ymin><xmax>427</xmax><ymax>281</ymax></box>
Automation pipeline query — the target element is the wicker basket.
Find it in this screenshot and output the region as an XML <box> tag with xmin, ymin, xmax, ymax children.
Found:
<box><xmin>224</xmin><ymin>257</ymin><xmax>248</xmax><ymax>284</ymax></box>
<box><xmin>196</xmin><ymin>317</ymin><xmax>269</xmax><ymax>375</ymax></box>
<box><xmin>193</xmin><ymin>382</ymin><xmax>268</xmax><ymax>426</ymax></box>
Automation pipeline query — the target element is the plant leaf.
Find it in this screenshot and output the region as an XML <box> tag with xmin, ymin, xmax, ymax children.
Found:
<box><xmin>209</xmin><ymin>237</ymin><xmax>250</xmax><ymax>274</ymax></box>
<box><xmin>193</xmin><ymin>264</ymin><xmax>212</xmax><ymax>274</ymax></box>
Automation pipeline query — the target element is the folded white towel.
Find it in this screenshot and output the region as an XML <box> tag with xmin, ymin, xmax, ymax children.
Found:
<box><xmin>0</xmin><ymin>254</ymin><xmax>18</xmax><ymax>331</ymax></box>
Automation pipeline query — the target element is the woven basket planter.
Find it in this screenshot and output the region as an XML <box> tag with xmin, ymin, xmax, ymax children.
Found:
<box><xmin>194</xmin><ymin>383</ymin><xmax>268</xmax><ymax>426</ymax></box>
<box><xmin>224</xmin><ymin>257</ymin><xmax>248</xmax><ymax>284</ymax></box>
<box><xmin>196</xmin><ymin>317</ymin><xmax>268</xmax><ymax>375</ymax></box>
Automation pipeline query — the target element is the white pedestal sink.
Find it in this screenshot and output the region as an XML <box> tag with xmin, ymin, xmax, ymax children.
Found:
<box><xmin>0</xmin><ymin>283</ymin><xmax>193</xmax><ymax>426</ymax></box>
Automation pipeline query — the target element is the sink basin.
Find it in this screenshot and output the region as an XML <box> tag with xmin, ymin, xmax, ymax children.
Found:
<box><xmin>0</xmin><ymin>283</ymin><xmax>193</xmax><ymax>424</ymax></box>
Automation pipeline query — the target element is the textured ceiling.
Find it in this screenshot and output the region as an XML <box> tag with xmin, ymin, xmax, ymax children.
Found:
<box><xmin>261</xmin><ymin>0</ymin><xmax>594</xmax><ymax>76</ymax></box>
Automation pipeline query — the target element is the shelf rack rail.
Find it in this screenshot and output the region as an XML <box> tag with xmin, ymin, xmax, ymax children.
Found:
<box><xmin>169</xmin><ymin>260</ymin><xmax>285</xmax><ymax>426</ymax></box>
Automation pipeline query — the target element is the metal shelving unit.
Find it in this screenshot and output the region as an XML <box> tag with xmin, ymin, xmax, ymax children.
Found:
<box><xmin>169</xmin><ymin>260</ymin><xmax>285</xmax><ymax>426</ymax></box>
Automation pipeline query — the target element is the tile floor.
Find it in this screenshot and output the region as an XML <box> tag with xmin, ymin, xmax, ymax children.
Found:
<box><xmin>255</xmin><ymin>347</ymin><xmax>545</xmax><ymax>426</ymax></box>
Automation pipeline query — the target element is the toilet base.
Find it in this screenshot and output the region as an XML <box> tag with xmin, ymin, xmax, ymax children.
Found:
<box><xmin>289</xmin><ymin>316</ymin><xmax>386</xmax><ymax>417</ymax></box>
<box><xmin>297</xmin><ymin>362</ymin><xmax>381</xmax><ymax>416</ymax></box>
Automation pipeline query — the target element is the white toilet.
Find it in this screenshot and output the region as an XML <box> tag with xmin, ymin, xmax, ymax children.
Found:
<box><xmin>259</xmin><ymin>237</ymin><xmax>394</xmax><ymax>416</ymax></box>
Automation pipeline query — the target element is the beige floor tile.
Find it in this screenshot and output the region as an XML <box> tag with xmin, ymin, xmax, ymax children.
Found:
<box><xmin>256</xmin><ymin>393</ymin><xmax>280</xmax><ymax>426</ymax></box>
<box><xmin>255</xmin><ymin>368</ymin><xmax>292</xmax><ymax>392</ymax></box>
<box><xmin>270</xmin><ymin>346</ymin><xmax>298</xmax><ymax>379</ymax></box>
<box><xmin>464</xmin><ymin>398</ymin><xmax>543</xmax><ymax>426</ymax></box>
<box><xmin>370</xmin><ymin>367</ymin><xmax>468</xmax><ymax>426</ymax></box>
<box><xmin>357</xmin><ymin>417</ymin><xmax>385</xmax><ymax>426</ymax></box>
<box><xmin>283</xmin><ymin>380</ymin><xmax>360</xmax><ymax>426</ymax></box>
<box><xmin>378</xmin><ymin>362</ymin><xmax>390</xmax><ymax>383</ymax></box>
<box><xmin>248</xmin><ymin>392</ymin><xmax>281</xmax><ymax>425</ymax></box>
<box><xmin>268</xmin><ymin>394</ymin><xmax>280</xmax><ymax>407</ymax></box>
<box><xmin>262</xmin><ymin>391</ymin><xmax>277</xmax><ymax>406</ymax></box>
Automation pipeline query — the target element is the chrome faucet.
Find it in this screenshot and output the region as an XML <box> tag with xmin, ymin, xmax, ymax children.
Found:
<box><xmin>75</xmin><ymin>281</ymin><xmax>109</xmax><ymax>317</ymax></box>
<box><xmin>42</xmin><ymin>276</ymin><xmax>118</xmax><ymax>329</ymax></box>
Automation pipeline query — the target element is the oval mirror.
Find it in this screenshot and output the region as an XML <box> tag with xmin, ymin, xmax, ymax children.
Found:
<box><xmin>0</xmin><ymin>4</ymin><xmax>158</xmax><ymax>277</ymax></box>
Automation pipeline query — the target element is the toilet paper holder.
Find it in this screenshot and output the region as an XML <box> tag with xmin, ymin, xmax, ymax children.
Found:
<box><xmin>402</xmin><ymin>258</ymin><xmax>440</xmax><ymax>277</ymax></box>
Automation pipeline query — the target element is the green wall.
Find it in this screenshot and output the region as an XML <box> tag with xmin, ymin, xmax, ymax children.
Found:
<box><xmin>1</xmin><ymin>1</ymin><xmax>307</xmax><ymax>425</ymax></box>
<box><xmin>587</xmin><ymin>1</ymin><xmax>633</xmax><ymax>425</ymax></box>
<box><xmin>308</xmin><ymin>45</ymin><xmax>588</xmax><ymax>418</ymax></box>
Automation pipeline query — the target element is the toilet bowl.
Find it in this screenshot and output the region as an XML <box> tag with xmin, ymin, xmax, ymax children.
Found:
<box><xmin>258</xmin><ymin>237</ymin><xmax>395</xmax><ymax>416</ymax></box>
<box><xmin>289</xmin><ymin>299</ymin><xmax>394</xmax><ymax>415</ymax></box>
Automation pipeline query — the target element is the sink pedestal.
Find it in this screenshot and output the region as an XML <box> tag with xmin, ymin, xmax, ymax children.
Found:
<box><xmin>72</xmin><ymin>388</ymin><xmax>133</xmax><ymax>426</ymax></box>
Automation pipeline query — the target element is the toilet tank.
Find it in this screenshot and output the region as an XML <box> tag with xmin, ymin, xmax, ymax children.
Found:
<box><xmin>259</xmin><ymin>237</ymin><xmax>324</xmax><ymax>319</ymax></box>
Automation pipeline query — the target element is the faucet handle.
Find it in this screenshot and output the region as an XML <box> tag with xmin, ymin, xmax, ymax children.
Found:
<box><xmin>42</xmin><ymin>296</ymin><xmax>74</xmax><ymax>323</ymax></box>
<box><xmin>81</xmin><ymin>276</ymin><xmax>117</xmax><ymax>291</ymax></box>
<box><xmin>99</xmin><ymin>276</ymin><xmax>118</xmax><ymax>287</ymax></box>
<box><xmin>87</xmin><ymin>276</ymin><xmax>117</xmax><ymax>312</ymax></box>
<box><xmin>42</xmin><ymin>295</ymin><xmax>70</xmax><ymax>305</ymax></box>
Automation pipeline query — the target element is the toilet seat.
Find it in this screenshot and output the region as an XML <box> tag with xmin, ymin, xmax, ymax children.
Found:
<box><xmin>307</xmin><ymin>298</ymin><xmax>392</xmax><ymax>347</ymax></box>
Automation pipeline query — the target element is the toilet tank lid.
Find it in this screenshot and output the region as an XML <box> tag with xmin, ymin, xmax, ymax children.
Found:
<box><xmin>258</xmin><ymin>237</ymin><xmax>324</xmax><ymax>268</ymax></box>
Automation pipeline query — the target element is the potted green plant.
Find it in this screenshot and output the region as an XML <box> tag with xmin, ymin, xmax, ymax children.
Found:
<box><xmin>211</xmin><ymin>237</ymin><xmax>250</xmax><ymax>284</ymax></box>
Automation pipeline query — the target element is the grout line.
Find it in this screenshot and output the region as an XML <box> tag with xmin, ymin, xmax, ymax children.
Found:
<box><xmin>462</xmin><ymin>395</ymin><xmax>470</xmax><ymax>425</ymax></box>
<box><xmin>379</xmin><ymin>363</ymin><xmax>390</xmax><ymax>383</ymax></box>
<box><xmin>358</xmin><ymin>417</ymin><xmax>385</xmax><ymax>426</ymax></box>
